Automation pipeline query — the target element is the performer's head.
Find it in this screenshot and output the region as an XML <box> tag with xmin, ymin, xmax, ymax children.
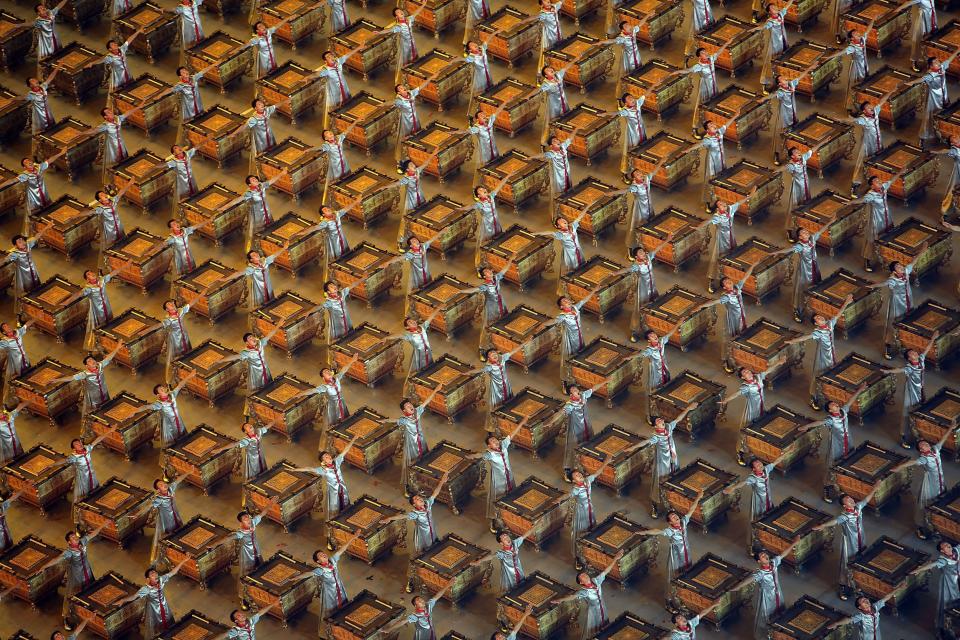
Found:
<box><xmin>242</xmin><ymin>333</ymin><xmax>258</xmax><ymax>348</ymax></box>
<box><xmin>720</xmin><ymin>276</ymin><xmax>735</xmax><ymax>292</ymax></box>
<box><xmin>855</xmin><ymin>596</ymin><xmax>873</xmax><ymax>613</ymax></box>
<box><xmin>163</xmin><ymin>299</ymin><xmax>178</xmax><ymax>314</ymax></box>
<box><xmin>176</xmin><ymin>66</ymin><xmax>190</xmax><ymax>81</ymax></box>
<box><xmin>323</xmin><ymin>280</ymin><xmax>340</xmax><ymax>297</ymax></box>
<box><xmin>35</xmin><ymin>4</ymin><xmax>50</xmax><ymax>18</ymax></box>
<box><xmin>737</xmin><ymin>366</ymin><xmax>755</xmax><ymax>382</ymax></box>
<box><xmin>695</xmin><ymin>47</ymin><xmax>708</xmax><ymax>62</ymax></box>
<box><xmin>322</xmin><ymin>51</ymin><xmax>338</xmax><ymax>66</ymax></box>
<box><xmin>153</xmin><ymin>478</ymin><xmax>170</xmax><ymax>493</ymax></box>
<box><xmin>618</xmin><ymin>20</ymin><xmax>631</xmax><ymax>34</ymax></box>
<box><xmin>65</xmin><ymin>530</ymin><xmax>81</xmax><ymax>545</ymax></box>
<box><xmin>553</xmin><ymin>215</ymin><xmax>569</xmax><ymax>230</ymax></box>
<box><xmin>478</xmin><ymin>265</ymin><xmax>494</xmax><ymax>280</ymax></box>
<box><xmin>145</xmin><ymin>567</ymin><xmax>160</xmax><ymax>584</ymax></box>
<box><xmin>474</xmin><ymin>185</ymin><xmax>490</xmax><ymax>201</ymax></box>
<box><xmin>576</xmin><ymin>571</ymin><xmax>592</xmax><ymax>586</ymax></box>
<box><xmin>83</xmin><ymin>355</ymin><xmax>98</xmax><ymax>371</ymax></box>
<box><xmin>556</xmin><ymin>296</ymin><xmax>572</xmax><ymax>311</ymax></box>
<box><xmin>409</xmin><ymin>493</ymin><xmax>426</xmax><ymax>509</ymax></box>
<box><xmin>406</xmin><ymin>235</ymin><xmax>422</xmax><ymax>251</ymax></box>
<box><xmin>252</xmin><ymin>21</ymin><xmax>267</xmax><ymax>35</ymax></box>
<box><xmin>889</xmin><ymin>260</ymin><xmax>905</xmax><ymax>276</ymax></box>
<box><xmin>395</xmin><ymin>83</ymin><xmax>410</xmax><ymax>97</ymax></box>
<box><xmin>236</xmin><ymin>510</ymin><xmax>253</xmax><ymax>527</ymax></box>
<box><xmin>620</xmin><ymin>92</ymin><xmax>636</xmax><ymax>108</ymax></box>
<box><xmin>26</xmin><ymin>76</ymin><xmax>42</xmax><ymax>90</ymax></box>
<box><xmin>749</xmin><ymin>457</ymin><xmax>765</xmax><ymax>475</ymax></box>
<box><xmin>570</xmin><ymin>469</ymin><xmax>585</xmax><ymax>484</ymax></box>
<box><xmin>319</xmin><ymin>450</ymin><xmax>336</xmax><ymax>466</ymax></box>
<box><xmin>106</xmin><ymin>39</ymin><xmax>120</xmax><ymax>53</ymax></box>
<box><xmin>403</xmin><ymin>316</ymin><xmax>419</xmax><ymax>331</ymax></box>
<box><xmin>839</xmin><ymin>493</ymin><xmax>856</xmax><ymax>510</ymax></box>
<box><xmin>796</xmin><ymin>227</ymin><xmax>811</xmax><ymax>243</ymax></box>
<box><xmin>230</xmin><ymin>610</ymin><xmax>248</xmax><ymax>626</ymax></box>
<box><xmin>644</xmin><ymin>329</ymin><xmax>659</xmax><ymax>345</ymax></box>
<box><xmin>484</xmin><ymin>348</ymin><xmax>500</xmax><ymax>363</ymax></box>
<box><xmin>95</xmin><ymin>190</ymin><xmax>111</xmax><ymax>204</ymax></box>
<box><xmin>70</xmin><ymin>438</ymin><xmax>85</xmax><ymax>453</ymax></box>
<box><xmin>485</xmin><ymin>434</ymin><xmax>502</xmax><ymax>450</ymax></box>
<box><xmin>905</xmin><ymin>348</ymin><xmax>921</xmax><ymax>364</ymax></box>
<box><xmin>313</xmin><ymin>549</ymin><xmax>330</xmax><ymax>564</ymax></box>
<box><xmin>245</xmin><ymin>175</ymin><xmax>260</xmax><ymax>188</ymax></box>
<box><xmin>322</xmin><ymin>129</ymin><xmax>337</xmax><ymax>143</ymax></box>
<box><xmin>665</xmin><ymin>509</ymin><xmax>682</xmax><ymax>526</ymax></box>
<box><xmin>917</xmin><ymin>438</ymin><xmax>934</xmax><ymax>454</ymax></box>
<box><xmin>547</xmin><ymin>135</ymin><xmax>563</xmax><ymax>151</ymax></box>
<box><xmin>101</xmin><ymin>107</ymin><xmax>116</xmax><ymax>122</ymax></box>
<box><xmin>672</xmin><ymin>613</ymin><xmax>690</xmax><ymax>629</ymax></box>
<box><xmin>928</xmin><ymin>56</ymin><xmax>941</xmax><ymax>71</ymax></box>
<box><xmin>465</xmin><ymin>40</ymin><xmax>481</xmax><ymax>55</ymax></box>
<box><xmin>82</xmin><ymin>269</ymin><xmax>98</xmax><ymax>284</ymax></box>
<box><xmin>541</xmin><ymin>65</ymin><xmax>556</xmax><ymax>80</ymax></box>
<box><xmin>400</xmin><ymin>398</ymin><xmax>416</xmax><ymax>414</ymax></box>
<box><xmin>320</xmin><ymin>205</ymin><xmax>336</xmax><ymax>219</ymax></box>
<box><xmin>246</xmin><ymin>249</ymin><xmax>261</xmax><ymax>264</ymax></box>
<box><xmin>393</xmin><ymin>7</ymin><xmax>407</xmax><ymax>21</ymax></box>
<box><xmin>629</xmin><ymin>246</ymin><xmax>647</xmax><ymax>263</ymax></box>
<box><xmin>251</xmin><ymin>98</ymin><xmax>266</xmax><ymax>112</ymax></box>
<box><xmin>755</xmin><ymin>549</ymin><xmax>772</xmax><ymax>567</ymax></box>
<box><xmin>400</xmin><ymin>159</ymin><xmax>416</xmax><ymax>175</ymax></box>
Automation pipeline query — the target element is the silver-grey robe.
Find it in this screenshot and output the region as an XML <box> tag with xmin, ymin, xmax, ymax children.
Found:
<box><xmin>563</xmin><ymin>389</ymin><xmax>594</xmax><ymax>468</ymax></box>
<box><xmin>237</xmin><ymin>426</ymin><xmax>269</xmax><ymax>481</ymax></box>
<box><xmin>408</xmin><ymin>496</ymin><xmax>439</xmax><ymax>553</ymax></box>
<box><xmin>135</xmin><ymin>574</ymin><xmax>175</xmax><ymax>638</ymax></box>
<box><xmin>244</xmin><ymin>255</ymin><xmax>277</xmax><ymax>308</ymax></box>
<box><xmin>234</xmin><ymin>514</ymin><xmax>264</xmax><ymax>576</ymax></box>
<box><xmin>151</xmin><ymin>389</ymin><xmax>187</xmax><ymax>445</ymax></box>
<box><xmin>0</xmin><ymin>409</ymin><xmax>23</xmax><ymax>464</ymax></box>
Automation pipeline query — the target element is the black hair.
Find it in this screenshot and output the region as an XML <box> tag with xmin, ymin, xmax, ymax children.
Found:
<box><xmin>889</xmin><ymin>261</ymin><xmax>901</xmax><ymax>272</ymax></box>
<box><xmin>83</xmin><ymin>269</ymin><xmax>96</xmax><ymax>279</ymax></box>
<box><xmin>695</xmin><ymin>47</ymin><xmax>706</xmax><ymax>57</ymax></box>
<box><xmin>643</xmin><ymin>329</ymin><xmax>657</xmax><ymax>341</ymax></box>
<box><xmin>230</xmin><ymin>610</ymin><xmax>242</xmax><ymax>623</ymax></box>
<box><xmin>71</xmin><ymin>438</ymin><xmax>83</xmax><ymax>448</ymax></box>
<box><xmin>83</xmin><ymin>355</ymin><xmax>97</xmax><ymax>365</ymax></box>
<box><xmin>176</xmin><ymin>66</ymin><xmax>188</xmax><ymax>75</ymax></box>
<box><xmin>145</xmin><ymin>567</ymin><xmax>158</xmax><ymax>578</ymax></box>
<box><xmin>483</xmin><ymin>348</ymin><xmax>497</xmax><ymax>360</ymax></box>
<box><xmin>236</xmin><ymin>511</ymin><xmax>249</xmax><ymax>522</ymax></box>
<box><xmin>400</xmin><ymin>398</ymin><xmax>415</xmax><ymax>411</ymax></box>
<box><xmin>153</xmin><ymin>478</ymin><xmax>163</xmax><ymax>489</ymax></box>
<box><xmin>242</xmin><ymin>332</ymin><xmax>255</xmax><ymax>342</ymax></box>
<box><xmin>246</xmin><ymin>250</ymin><xmax>258</xmax><ymax>261</ymax></box>
<box><xmin>153</xmin><ymin>384</ymin><xmax>165</xmax><ymax>395</ymax></box>
<box><xmin>245</xmin><ymin>175</ymin><xmax>258</xmax><ymax>186</ymax></box>
<box><xmin>106</xmin><ymin>39</ymin><xmax>118</xmax><ymax>49</ymax></box>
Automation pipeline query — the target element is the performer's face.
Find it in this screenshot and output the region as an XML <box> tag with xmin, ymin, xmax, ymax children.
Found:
<box><xmin>797</xmin><ymin>229</ymin><xmax>810</xmax><ymax>242</ymax></box>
